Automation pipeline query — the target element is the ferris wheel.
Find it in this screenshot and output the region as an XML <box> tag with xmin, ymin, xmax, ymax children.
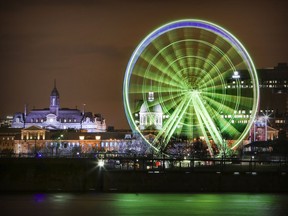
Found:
<box><xmin>123</xmin><ymin>20</ymin><xmax>259</xmax><ymax>155</ymax></box>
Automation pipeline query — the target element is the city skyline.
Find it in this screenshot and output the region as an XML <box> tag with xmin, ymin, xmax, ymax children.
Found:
<box><xmin>0</xmin><ymin>0</ymin><xmax>287</xmax><ymax>129</ymax></box>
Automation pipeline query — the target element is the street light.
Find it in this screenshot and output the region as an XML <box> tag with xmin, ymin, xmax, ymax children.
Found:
<box><xmin>98</xmin><ymin>159</ymin><xmax>105</xmax><ymax>167</ymax></box>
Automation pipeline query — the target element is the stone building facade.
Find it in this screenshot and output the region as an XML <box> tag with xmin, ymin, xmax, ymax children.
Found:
<box><xmin>11</xmin><ymin>82</ymin><xmax>106</xmax><ymax>132</ymax></box>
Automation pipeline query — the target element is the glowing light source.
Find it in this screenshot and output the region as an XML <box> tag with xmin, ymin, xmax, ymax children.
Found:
<box><xmin>123</xmin><ymin>19</ymin><xmax>259</xmax><ymax>153</ymax></box>
<box><xmin>232</xmin><ymin>71</ymin><xmax>240</xmax><ymax>79</ymax></box>
<box><xmin>98</xmin><ymin>159</ymin><xmax>105</xmax><ymax>167</ymax></box>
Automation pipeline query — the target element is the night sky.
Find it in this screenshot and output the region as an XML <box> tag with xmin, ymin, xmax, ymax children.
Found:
<box><xmin>0</xmin><ymin>0</ymin><xmax>287</xmax><ymax>129</ymax></box>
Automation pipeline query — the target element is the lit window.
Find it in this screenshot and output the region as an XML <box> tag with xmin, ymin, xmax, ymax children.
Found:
<box><xmin>79</xmin><ymin>136</ymin><xmax>85</xmax><ymax>140</ymax></box>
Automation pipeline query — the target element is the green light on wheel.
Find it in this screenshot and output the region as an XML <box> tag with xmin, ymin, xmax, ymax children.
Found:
<box><xmin>123</xmin><ymin>19</ymin><xmax>259</xmax><ymax>155</ymax></box>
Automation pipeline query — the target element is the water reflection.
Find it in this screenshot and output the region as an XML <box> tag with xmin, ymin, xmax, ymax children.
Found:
<box><xmin>0</xmin><ymin>193</ymin><xmax>287</xmax><ymax>216</ymax></box>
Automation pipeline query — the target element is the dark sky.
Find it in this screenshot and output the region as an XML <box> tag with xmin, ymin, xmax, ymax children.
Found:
<box><xmin>0</xmin><ymin>0</ymin><xmax>287</xmax><ymax>129</ymax></box>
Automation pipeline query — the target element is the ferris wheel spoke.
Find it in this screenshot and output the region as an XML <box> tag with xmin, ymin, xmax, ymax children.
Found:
<box><xmin>201</xmin><ymin>94</ymin><xmax>236</xmax><ymax>114</ymax></box>
<box><xmin>155</xmin><ymin>95</ymin><xmax>191</xmax><ymax>148</ymax></box>
<box><xmin>162</xmin><ymin>94</ymin><xmax>193</xmax><ymax>147</ymax></box>
<box><xmin>139</xmin><ymin>52</ymin><xmax>191</xmax><ymax>88</ymax></box>
<box><xmin>129</xmin><ymin>84</ymin><xmax>186</xmax><ymax>95</ymax></box>
<box><xmin>202</xmin><ymin>92</ymin><xmax>253</xmax><ymax>109</ymax></box>
<box><xmin>202</xmin><ymin>96</ymin><xmax>242</xmax><ymax>135</ymax></box>
<box><xmin>193</xmin><ymin>105</ymin><xmax>214</xmax><ymax>157</ymax></box>
<box><xmin>124</xmin><ymin>20</ymin><xmax>259</xmax><ymax>153</ymax></box>
<box><xmin>199</xmin><ymin>60</ymin><xmax>246</xmax><ymax>90</ymax></box>
<box><xmin>132</xmin><ymin>68</ymin><xmax>186</xmax><ymax>90</ymax></box>
<box><xmin>192</xmin><ymin>92</ymin><xmax>224</xmax><ymax>146</ymax></box>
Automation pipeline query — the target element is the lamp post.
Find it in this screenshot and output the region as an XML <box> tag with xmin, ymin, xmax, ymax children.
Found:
<box><xmin>34</xmin><ymin>137</ymin><xmax>37</xmax><ymax>155</ymax></box>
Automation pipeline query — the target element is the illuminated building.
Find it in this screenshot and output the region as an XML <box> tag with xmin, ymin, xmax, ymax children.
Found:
<box><xmin>11</xmin><ymin>82</ymin><xmax>106</xmax><ymax>132</ymax></box>
<box><xmin>0</xmin><ymin>115</ymin><xmax>13</xmax><ymax>128</ymax></box>
<box><xmin>257</xmin><ymin>63</ymin><xmax>288</xmax><ymax>134</ymax></box>
<box><xmin>0</xmin><ymin>126</ymin><xmax>145</xmax><ymax>155</ymax></box>
<box><xmin>138</xmin><ymin>92</ymin><xmax>163</xmax><ymax>131</ymax></box>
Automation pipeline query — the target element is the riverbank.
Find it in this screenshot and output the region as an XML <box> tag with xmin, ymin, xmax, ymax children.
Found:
<box><xmin>0</xmin><ymin>158</ymin><xmax>287</xmax><ymax>193</ymax></box>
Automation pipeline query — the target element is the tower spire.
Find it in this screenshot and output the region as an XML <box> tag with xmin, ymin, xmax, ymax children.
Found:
<box><xmin>50</xmin><ymin>79</ymin><xmax>60</xmax><ymax>114</ymax></box>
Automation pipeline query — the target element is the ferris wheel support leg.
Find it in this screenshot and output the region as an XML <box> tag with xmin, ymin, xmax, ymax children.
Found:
<box><xmin>192</xmin><ymin>99</ymin><xmax>214</xmax><ymax>157</ymax></box>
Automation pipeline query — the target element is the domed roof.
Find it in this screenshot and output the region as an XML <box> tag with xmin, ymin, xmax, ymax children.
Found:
<box><xmin>140</xmin><ymin>102</ymin><xmax>149</xmax><ymax>113</ymax></box>
<box><xmin>139</xmin><ymin>101</ymin><xmax>162</xmax><ymax>113</ymax></box>
<box><xmin>152</xmin><ymin>104</ymin><xmax>163</xmax><ymax>113</ymax></box>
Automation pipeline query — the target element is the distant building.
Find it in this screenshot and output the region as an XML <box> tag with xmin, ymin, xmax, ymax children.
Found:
<box><xmin>257</xmin><ymin>63</ymin><xmax>288</xmax><ymax>137</ymax></box>
<box><xmin>0</xmin><ymin>115</ymin><xmax>13</xmax><ymax>128</ymax></box>
<box><xmin>223</xmin><ymin>63</ymin><xmax>288</xmax><ymax>139</ymax></box>
<box><xmin>11</xmin><ymin>82</ymin><xmax>106</xmax><ymax>132</ymax></box>
<box><xmin>0</xmin><ymin>127</ymin><xmax>147</xmax><ymax>155</ymax></box>
<box><xmin>138</xmin><ymin>92</ymin><xmax>163</xmax><ymax>130</ymax></box>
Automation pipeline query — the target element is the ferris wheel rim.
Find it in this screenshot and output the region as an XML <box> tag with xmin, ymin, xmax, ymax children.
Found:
<box><xmin>123</xmin><ymin>19</ymin><xmax>259</xmax><ymax>151</ymax></box>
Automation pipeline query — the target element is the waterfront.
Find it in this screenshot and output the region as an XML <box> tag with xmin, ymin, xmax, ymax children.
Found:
<box><xmin>0</xmin><ymin>193</ymin><xmax>287</xmax><ymax>216</ymax></box>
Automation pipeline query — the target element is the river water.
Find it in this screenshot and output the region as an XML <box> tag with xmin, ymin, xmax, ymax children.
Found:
<box><xmin>0</xmin><ymin>193</ymin><xmax>287</xmax><ymax>216</ymax></box>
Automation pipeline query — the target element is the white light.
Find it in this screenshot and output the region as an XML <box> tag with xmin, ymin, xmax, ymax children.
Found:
<box><xmin>232</xmin><ymin>71</ymin><xmax>240</xmax><ymax>79</ymax></box>
<box><xmin>148</xmin><ymin>92</ymin><xmax>154</xmax><ymax>102</ymax></box>
<box><xmin>98</xmin><ymin>159</ymin><xmax>104</xmax><ymax>167</ymax></box>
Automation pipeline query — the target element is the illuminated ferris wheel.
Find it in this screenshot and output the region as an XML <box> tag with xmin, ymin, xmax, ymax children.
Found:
<box><xmin>123</xmin><ymin>20</ymin><xmax>259</xmax><ymax>155</ymax></box>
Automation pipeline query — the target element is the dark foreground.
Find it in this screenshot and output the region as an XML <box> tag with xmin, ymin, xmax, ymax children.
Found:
<box><xmin>0</xmin><ymin>193</ymin><xmax>287</xmax><ymax>216</ymax></box>
<box><xmin>1</xmin><ymin>158</ymin><xmax>288</xmax><ymax>193</ymax></box>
